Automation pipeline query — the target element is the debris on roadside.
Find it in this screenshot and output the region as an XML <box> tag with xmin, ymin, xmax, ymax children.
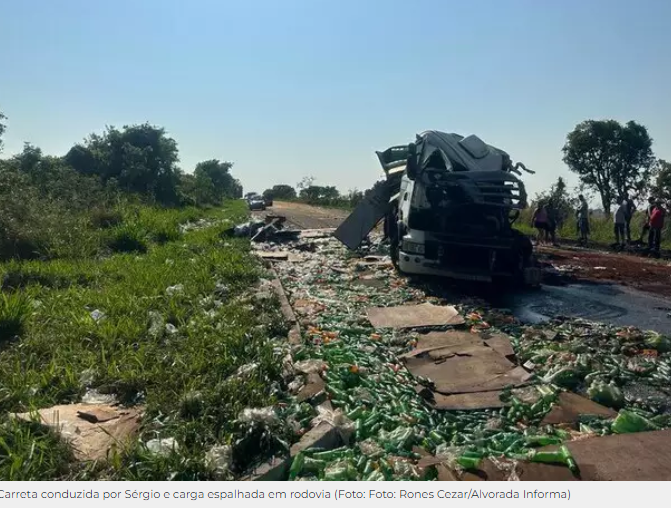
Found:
<box><xmin>366</xmin><ymin>303</ymin><xmax>464</xmax><ymax>329</ymax></box>
<box><xmin>12</xmin><ymin>404</ymin><xmax>143</xmax><ymax>461</ymax></box>
<box><xmin>239</xmin><ymin>227</ymin><xmax>671</xmax><ymax>481</ymax></box>
<box><xmin>90</xmin><ymin>309</ymin><xmax>105</xmax><ymax>323</ymax></box>
<box><xmin>165</xmin><ymin>284</ymin><xmax>184</xmax><ymax>296</ymax></box>
<box><xmin>205</xmin><ymin>444</ymin><xmax>234</xmax><ymax>480</ymax></box>
<box><xmin>146</xmin><ymin>436</ymin><xmax>179</xmax><ymax>456</ymax></box>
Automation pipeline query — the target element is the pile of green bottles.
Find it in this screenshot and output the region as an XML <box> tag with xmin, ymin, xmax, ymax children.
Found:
<box><xmin>267</xmin><ymin>236</ymin><xmax>671</xmax><ymax>481</ymax></box>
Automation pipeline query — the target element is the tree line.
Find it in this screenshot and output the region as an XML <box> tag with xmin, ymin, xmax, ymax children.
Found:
<box><xmin>261</xmin><ymin>176</ymin><xmax>375</xmax><ymax>209</ymax></box>
<box><xmin>0</xmin><ymin>114</ymin><xmax>242</xmax><ymax>208</ymax></box>
<box><xmin>0</xmin><ymin>111</ymin><xmax>242</xmax><ymax>260</ymax></box>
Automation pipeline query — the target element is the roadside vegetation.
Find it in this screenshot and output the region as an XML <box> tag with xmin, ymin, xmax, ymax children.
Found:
<box><xmin>0</xmin><ymin>112</ymin><xmax>288</xmax><ymax>480</ymax></box>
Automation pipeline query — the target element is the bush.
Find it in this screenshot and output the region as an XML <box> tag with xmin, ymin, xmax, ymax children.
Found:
<box><xmin>90</xmin><ymin>208</ymin><xmax>123</xmax><ymax>229</ymax></box>
<box><xmin>0</xmin><ymin>291</ymin><xmax>32</xmax><ymax>341</ymax></box>
<box><xmin>107</xmin><ymin>224</ymin><xmax>148</xmax><ymax>253</ymax></box>
<box><xmin>151</xmin><ymin>224</ymin><xmax>180</xmax><ymax>244</ymax></box>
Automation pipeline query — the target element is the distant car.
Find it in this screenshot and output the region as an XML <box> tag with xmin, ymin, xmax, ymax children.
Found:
<box><xmin>264</xmin><ymin>196</ymin><xmax>273</xmax><ymax>207</ymax></box>
<box><xmin>248</xmin><ymin>198</ymin><xmax>266</xmax><ymax>211</ymax></box>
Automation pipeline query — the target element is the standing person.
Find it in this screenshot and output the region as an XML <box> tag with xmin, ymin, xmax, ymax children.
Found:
<box><xmin>531</xmin><ymin>202</ymin><xmax>549</xmax><ymax>244</ymax></box>
<box><xmin>648</xmin><ymin>200</ymin><xmax>665</xmax><ymax>257</ymax></box>
<box><xmin>639</xmin><ymin>196</ymin><xmax>656</xmax><ymax>244</ymax></box>
<box><xmin>614</xmin><ymin>199</ymin><xmax>627</xmax><ymax>249</ymax></box>
<box><xmin>546</xmin><ymin>200</ymin><xmax>558</xmax><ymax>246</ymax></box>
<box><xmin>577</xmin><ymin>195</ymin><xmax>589</xmax><ymax>245</ymax></box>
<box><xmin>623</xmin><ymin>194</ymin><xmax>636</xmax><ymax>244</ymax></box>
<box><xmin>624</xmin><ymin>194</ymin><xmax>636</xmax><ymax>244</ymax></box>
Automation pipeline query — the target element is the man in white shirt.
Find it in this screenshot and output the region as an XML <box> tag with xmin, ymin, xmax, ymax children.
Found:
<box><xmin>614</xmin><ymin>200</ymin><xmax>627</xmax><ymax>248</ymax></box>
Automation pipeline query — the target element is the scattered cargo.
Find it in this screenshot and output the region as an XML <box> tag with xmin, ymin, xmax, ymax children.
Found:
<box><xmin>244</xmin><ymin>228</ymin><xmax>671</xmax><ymax>481</ymax></box>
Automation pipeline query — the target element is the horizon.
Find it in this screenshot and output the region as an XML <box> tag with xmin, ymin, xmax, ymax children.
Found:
<box><xmin>2</xmin><ymin>0</ymin><xmax>670</xmax><ymax>201</ymax></box>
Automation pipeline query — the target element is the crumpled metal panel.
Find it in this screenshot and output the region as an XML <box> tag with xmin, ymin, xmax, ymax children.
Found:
<box><xmin>333</xmin><ymin>131</ymin><xmax>532</xmax><ymax>250</ymax></box>
<box><xmin>333</xmin><ymin>181</ymin><xmax>392</xmax><ymax>250</ymax></box>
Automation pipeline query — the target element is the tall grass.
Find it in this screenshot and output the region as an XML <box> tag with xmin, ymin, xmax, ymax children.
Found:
<box><xmin>0</xmin><ymin>200</ymin><xmax>290</xmax><ymax>480</ymax></box>
<box><xmin>0</xmin><ymin>292</ymin><xmax>32</xmax><ymax>342</ymax></box>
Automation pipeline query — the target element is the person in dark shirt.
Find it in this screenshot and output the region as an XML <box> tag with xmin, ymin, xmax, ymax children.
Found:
<box><xmin>531</xmin><ymin>202</ymin><xmax>550</xmax><ymax>244</ymax></box>
<box><xmin>576</xmin><ymin>195</ymin><xmax>589</xmax><ymax>245</ymax></box>
<box><xmin>639</xmin><ymin>196</ymin><xmax>656</xmax><ymax>243</ymax></box>
<box><xmin>546</xmin><ymin>199</ymin><xmax>558</xmax><ymax>246</ymax></box>
<box><xmin>623</xmin><ymin>194</ymin><xmax>636</xmax><ymax>244</ymax></box>
<box><xmin>648</xmin><ymin>200</ymin><xmax>665</xmax><ymax>257</ymax></box>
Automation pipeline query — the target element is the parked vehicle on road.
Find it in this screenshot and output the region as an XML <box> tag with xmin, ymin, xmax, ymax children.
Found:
<box><xmin>248</xmin><ymin>197</ymin><xmax>266</xmax><ymax>211</ymax></box>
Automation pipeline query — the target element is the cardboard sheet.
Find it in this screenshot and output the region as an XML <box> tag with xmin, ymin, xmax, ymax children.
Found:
<box><xmin>14</xmin><ymin>404</ymin><xmax>142</xmax><ymax>461</ymax></box>
<box><xmin>482</xmin><ymin>333</ymin><xmax>516</xmax><ymax>360</ymax></box>
<box><xmin>403</xmin><ymin>345</ymin><xmax>530</xmax><ymax>395</ymax></box>
<box><xmin>416</xmin><ymin>330</ymin><xmax>485</xmax><ymax>350</ymax></box>
<box><xmin>366</xmin><ymin>302</ymin><xmax>464</xmax><ymax>329</ymax></box>
<box><xmin>565</xmin><ymin>429</ymin><xmax>671</xmax><ymax>481</ymax></box>
<box><xmin>541</xmin><ymin>392</ymin><xmax>617</xmax><ymax>425</ymax></box>
<box><xmin>428</xmin><ymin>390</ymin><xmax>506</xmax><ymax>411</ymax></box>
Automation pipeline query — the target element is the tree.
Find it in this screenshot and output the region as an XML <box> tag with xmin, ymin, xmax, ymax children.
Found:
<box><xmin>64</xmin><ymin>143</ymin><xmax>97</xmax><ymax>175</ymax></box>
<box><xmin>296</xmin><ymin>176</ymin><xmax>315</xmax><ymax>193</ymax></box>
<box><xmin>653</xmin><ymin>159</ymin><xmax>671</xmax><ymax>204</ymax></box>
<box><xmin>265</xmin><ymin>184</ymin><xmax>296</xmax><ymax>200</ymax></box>
<box><xmin>12</xmin><ymin>142</ymin><xmax>43</xmax><ymax>174</ymax></box>
<box><xmin>65</xmin><ymin>123</ymin><xmax>182</xmax><ymax>205</ymax></box>
<box><xmin>562</xmin><ymin>120</ymin><xmax>654</xmax><ymax>214</ymax></box>
<box><xmin>299</xmin><ymin>185</ymin><xmax>340</xmax><ymax>204</ymax></box>
<box><xmin>345</xmin><ymin>188</ymin><xmax>364</xmax><ymax>207</ymax></box>
<box><xmin>0</xmin><ymin>111</ymin><xmax>6</xmax><ymax>154</ymax></box>
<box><xmin>193</xmin><ymin>159</ymin><xmax>239</xmax><ymax>202</ymax></box>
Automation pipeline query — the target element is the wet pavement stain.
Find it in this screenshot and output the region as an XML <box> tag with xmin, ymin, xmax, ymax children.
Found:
<box><xmin>503</xmin><ymin>282</ymin><xmax>671</xmax><ymax>335</ymax></box>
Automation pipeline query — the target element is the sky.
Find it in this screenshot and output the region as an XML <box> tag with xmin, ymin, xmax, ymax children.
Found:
<box><xmin>1</xmin><ymin>0</ymin><xmax>670</xmax><ymax>199</ymax></box>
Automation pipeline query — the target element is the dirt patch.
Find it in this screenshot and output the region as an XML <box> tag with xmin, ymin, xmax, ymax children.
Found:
<box><xmin>253</xmin><ymin>201</ymin><xmax>350</xmax><ymax>230</ymax></box>
<box><xmin>539</xmin><ymin>246</ymin><xmax>671</xmax><ymax>298</ymax></box>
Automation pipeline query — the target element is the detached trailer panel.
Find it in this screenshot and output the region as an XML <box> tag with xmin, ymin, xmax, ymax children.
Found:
<box><xmin>333</xmin><ymin>181</ymin><xmax>392</xmax><ymax>250</ymax></box>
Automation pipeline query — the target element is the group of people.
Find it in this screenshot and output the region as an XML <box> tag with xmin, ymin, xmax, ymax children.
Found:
<box><xmin>531</xmin><ymin>194</ymin><xmax>666</xmax><ymax>256</ymax></box>
<box><xmin>530</xmin><ymin>200</ymin><xmax>559</xmax><ymax>246</ymax></box>
<box><xmin>612</xmin><ymin>195</ymin><xmax>665</xmax><ymax>255</ymax></box>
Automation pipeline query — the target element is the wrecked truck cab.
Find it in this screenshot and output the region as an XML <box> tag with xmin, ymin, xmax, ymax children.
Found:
<box><xmin>334</xmin><ymin>130</ymin><xmax>540</xmax><ymax>286</ymax></box>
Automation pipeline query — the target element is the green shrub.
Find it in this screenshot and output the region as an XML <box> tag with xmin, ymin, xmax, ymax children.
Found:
<box><xmin>107</xmin><ymin>224</ymin><xmax>148</xmax><ymax>253</ymax></box>
<box><xmin>90</xmin><ymin>207</ymin><xmax>123</xmax><ymax>229</ymax></box>
<box><xmin>151</xmin><ymin>224</ymin><xmax>180</xmax><ymax>244</ymax></box>
<box><xmin>0</xmin><ymin>291</ymin><xmax>32</xmax><ymax>341</ymax></box>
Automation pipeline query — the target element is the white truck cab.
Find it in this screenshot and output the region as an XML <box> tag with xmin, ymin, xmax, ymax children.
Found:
<box><xmin>334</xmin><ymin>130</ymin><xmax>540</xmax><ymax>286</ymax></box>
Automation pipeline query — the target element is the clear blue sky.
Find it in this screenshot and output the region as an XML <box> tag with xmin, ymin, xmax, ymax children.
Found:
<box><xmin>1</xmin><ymin>0</ymin><xmax>670</xmax><ymax>198</ymax></box>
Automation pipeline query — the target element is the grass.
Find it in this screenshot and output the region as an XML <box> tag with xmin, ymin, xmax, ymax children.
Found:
<box><xmin>0</xmin><ymin>292</ymin><xmax>32</xmax><ymax>342</ymax></box>
<box><xmin>0</xmin><ymin>200</ymin><xmax>291</xmax><ymax>480</ymax></box>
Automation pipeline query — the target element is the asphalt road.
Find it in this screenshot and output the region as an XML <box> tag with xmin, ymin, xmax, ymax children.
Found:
<box><xmin>252</xmin><ymin>201</ymin><xmax>349</xmax><ymax>230</ymax></box>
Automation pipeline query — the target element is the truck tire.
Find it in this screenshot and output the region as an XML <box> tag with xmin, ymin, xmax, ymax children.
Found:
<box><xmin>390</xmin><ymin>218</ymin><xmax>403</xmax><ymax>270</ymax></box>
<box><xmin>492</xmin><ymin>231</ymin><xmax>533</xmax><ymax>290</ymax></box>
